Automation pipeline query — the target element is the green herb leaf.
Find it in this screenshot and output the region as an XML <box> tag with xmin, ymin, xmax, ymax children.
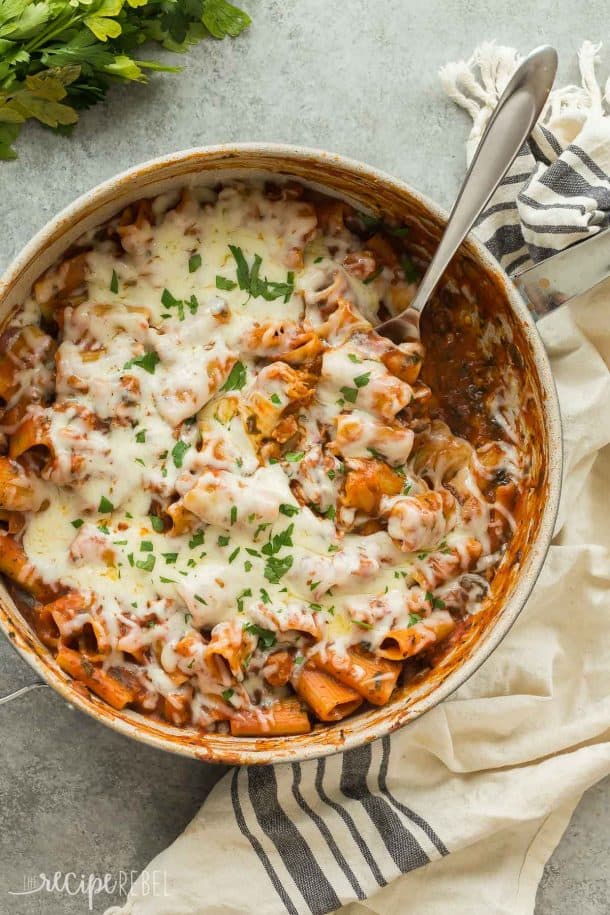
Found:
<box><xmin>264</xmin><ymin>554</ymin><xmax>293</xmax><ymax>584</ymax></box>
<box><xmin>353</xmin><ymin>372</ymin><xmax>371</xmax><ymax>388</ymax></box>
<box><xmin>202</xmin><ymin>0</ymin><xmax>251</xmax><ymax>38</ymax></box>
<box><xmin>279</xmin><ymin>503</ymin><xmax>299</xmax><ymax>517</ymax></box>
<box><xmin>221</xmin><ymin>688</ymin><xmax>235</xmax><ymax>701</ymax></box>
<box><xmin>188</xmin><ymin>253</ymin><xmax>202</xmax><ymax>273</ymax></box>
<box><xmin>71</xmin><ymin>518</ymin><xmax>84</xmax><ymax>528</ymax></box>
<box><xmin>284</xmin><ymin>451</ymin><xmax>304</xmax><ymax>462</ymax></box>
<box><xmin>340</xmin><ymin>386</ymin><xmax>358</xmax><ymax>403</ymax></box>
<box><xmin>149</xmin><ymin>514</ymin><xmax>164</xmax><ymax>532</ymax></box>
<box><xmin>244</xmin><ymin>622</ymin><xmax>277</xmax><ymax>650</ymax></box>
<box><xmin>124</xmin><ymin>351</ymin><xmax>160</xmax><ymax>375</ymax></box>
<box><xmin>110</xmin><ymin>269</ymin><xmax>119</xmax><ymax>294</ymax></box>
<box><xmin>98</xmin><ymin>495</ymin><xmax>114</xmax><ymax>513</ymax></box>
<box><xmin>216</xmin><ymin>275</ymin><xmax>237</xmax><ymax>291</ymax></box>
<box><xmin>171</xmin><ymin>439</ymin><xmax>190</xmax><ymax>468</ymax></box>
<box><xmin>189</xmin><ymin>530</ymin><xmax>205</xmax><ymax>549</ymax></box>
<box><xmin>402</xmin><ymin>255</ymin><xmax>420</xmax><ymax>283</ymax></box>
<box><xmin>220</xmin><ymin>360</ymin><xmax>247</xmax><ymax>392</ymax></box>
<box><xmin>136</xmin><ymin>554</ymin><xmax>155</xmax><ymax>572</ymax></box>
<box><xmin>135</xmin><ymin>429</ymin><xmax>146</xmax><ymax>443</ymax></box>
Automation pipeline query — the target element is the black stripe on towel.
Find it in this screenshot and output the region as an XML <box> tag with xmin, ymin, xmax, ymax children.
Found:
<box><xmin>568</xmin><ymin>144</ymin><xmax>610</xmax><ymax>183</ymax></box>
<box><xmin>291</xmin><ymin>763</ymin><xmax>366</xmax><ymax>901</ymax></box>
<box><xmin>378</xmin><ymin>735</ymin><xmax>449</xmax><ymax>857</ymax></box>
<box><xmin>538</xmin><ymin>124</ymin><xmax>564</xmax><ymax>158</ymax></box>
<box><xmin>520</xmin><ymin>219</ymin><xmax>591</xmax><ymax>236</ymax></box>
<box><xmin>315</xmin><ymin>757</ymin><xmax>388</xmax><ymax>888</ymax></box>
<box><xmin>539</xmin><ymin>160</ymin><xmax>610</xmax><ymax>208</ymax></box>
<box><xmin>475</xmin><ymin>199</ymin><xmax>518</xmax><ymax>226</ymax></box>
<box><xmin>504</xmin><ymin>251</ymin><xmax>532</xmax><ymax>275</ymax></box>
<box><xmin>340</xmin><ymin>745</ymin><xmax>430</xmax><ymax>874</ymax></box>
<box><xmin>231</xmin><ymin>768</ymin><xmax>299</xmax><ymax>915</ymax></box>
<box><xmin>518</xmin><ymin>193</ymin><xmax>587</xmax><ymax>215</ymax></box>
<box><xmin>248</xmin><ymin>766</ymin><xmax>342</xmax><ymax>914</ymax></box>
<box><xmin>483</xmin><ymin>222</ymin><xmax>525</xmax><ymax>261</ymax></box>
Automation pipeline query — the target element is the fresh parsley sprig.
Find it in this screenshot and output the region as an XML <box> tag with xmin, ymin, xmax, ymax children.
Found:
<box><xmin>0</xmin><ymin>0</ymin><xmax>251</xmax><ymax>159</ymax></box>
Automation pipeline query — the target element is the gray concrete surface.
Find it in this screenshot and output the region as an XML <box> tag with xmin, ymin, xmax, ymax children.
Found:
<box><xmin>0</xmin><ymin>1</ymin><xmax>608</xmax><ymax>912</ymax></box>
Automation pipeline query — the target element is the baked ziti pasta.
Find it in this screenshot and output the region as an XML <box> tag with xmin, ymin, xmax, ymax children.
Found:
<box><xmin>0</xmin><ymin>180</ymin><xmax>527</xmax><ymax>736</ymax></box>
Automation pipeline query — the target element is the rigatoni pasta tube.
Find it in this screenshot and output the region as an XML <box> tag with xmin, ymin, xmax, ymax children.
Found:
<box><xmin>230</xmin><ymin>697</ymin><xmax>311</xmax><ymax>737</ymax></box>
<box><xmin>311</xmin><ymin>647</ymin><xmax>401</xmax><ymax>706</ymax></box>
<box><xmin>56</xmin><ymin>647</ymin><xmax>135</xmax><ymax>710</ymax></box>
<box><xmin>295</xmin><ymin>665</ymin><xmax>363</xmax><ymax>722</ymax></box>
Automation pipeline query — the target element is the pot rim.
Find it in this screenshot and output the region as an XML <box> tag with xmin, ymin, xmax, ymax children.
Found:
<box><xmin>0</xmin><ymin>143</ymin><xmax>563</xmax><ymax>764</ymax></box>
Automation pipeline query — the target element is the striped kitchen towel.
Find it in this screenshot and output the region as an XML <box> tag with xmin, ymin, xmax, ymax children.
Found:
<box><xmin>440</xmin><ymin>40</ymin><xmax>610</xmax><ymax>274</ymax></box>
<box><xmin>107</xmin><ymin>43</ymin><xmax>610</xmax><ymax>915</ymax></box>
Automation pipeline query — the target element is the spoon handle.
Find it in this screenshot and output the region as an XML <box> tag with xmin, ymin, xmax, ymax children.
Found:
<box><xmin>392</xmin><ymin>45</ymin><xmax>557</xmax><ymax>327</ymax></box>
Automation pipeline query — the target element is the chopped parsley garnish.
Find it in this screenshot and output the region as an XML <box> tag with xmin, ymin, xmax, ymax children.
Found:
<box><xmin>227</xmin><ymin>245</ymin><xmax>295</xmax><ymax>301</ymax></box>
<box><xmin>188</xmin><ymin>295</ymin><xmax>199</xmax><ymax>315</ymax></box>
<box><xmin>160</xmin><ymin>576</ymin><xmax>176</xmax><ymax>584</ymax></box>
<box><xmin>230</xmin><ymin>506</ymin><xmax>237</xmax><ymax>525</ymax></box>
<box><xmin>71</xmin><ymin>518</ymin><xmax>84</xmax><ymax>529</ymax></box>
<box><xmin>236</xmin><ymin>588</ymin><xmax>252</xmax><ymax>612</ymax></box>
<box><xmin>425</xmin><ymin>591</ymin><xmax>446</xmax><ymax>610</ymax></box>
<box><xmin>97</xmin><ymin>523</ymin><xmax>109</xmax><ymax>534</ymax></box>
<box><xmin>260</xmin><ymin>588</ymin><xmax>271</xmax><ymax>603</ymax></box>
<box><xmin>136</xmin><ymin>554</ymin><xmax>155</xmax><ymax>572</ymax></box>
<box><xmin>402</xmin><ymin>254</ymin><xmax>421</xmax><ymax>283</ymax></box>
<box><xmin>220</xmin><ymin>360</ymin><xmax>247</xmax><ymax>392</ymax></box>
<box><xmin>244</xmin><ymin>623</ymin><xmax>277</xmax><ymax>650</ymax></box>
<box><xmin>309</xmin><ymin>580</ymin><xmax>320</xmax><ymax>591</ymax></box>
<box><xmin>340</xmin><ymin>386</ymin><xmax>358</xmax><ymax>403</ymax></box>
<box><xmin>134</xmin><ymin>458</ymin><xmax>145</xmax><ymax>466</ymax></box>
<box><xmin>313</xmin><ymin>256</ymin><xmax>323</xmax><ymax>263</ymax></box>
<box><xmin>162</xmin><ymin>552</ymin><xmax>178</xmax><ymax>564</ymax></box>
<box><xmin>110</xmin><ymin>270</ymin><xmax>119</xmax><ymax>294</ymax></box>
<box><xmin>135</xmin><ymin>429</ymin><xmax>146</xmax><ymax>443</ymax></box>
<box><xmin>188</xmin><ymin>253</ymin><xmax>202</xmax><ymax>273</ymax></box>
<box><xmin>270</xmin><ymin>393</ymin><xmax>282</xmax><ymax>406</ymax></box>
<box><xmin>284</xmin><ymin>451</ymin><xmax>304</xmax><ymax>462</ymax></box>
<box><xmin>98</xmin><ymin>495</ymin><xmax>114</xmax><ymax>513</ymax></box>
<box><xmin>140</xmin><ymin>540</ymin><xmax>153</xmax><ymax>551</ymax></box>
<box><xmin>222</xmin><ymin>689</ymin><xmax>235</xmax><ymax>701</ymax></box>
<box><xmin>279</xmin><ymin>503</ymin><xmax>299</xmax><ymax>517</ymax></box>
<box><xmin>264</xmin><ymin>555</ymin><xmax>293</xmax><ymax>584</ymax></box>
<box><xmin>113</xmin><ymin>539</ymin><xmax>127</xmax><ymax>545</ymax></box>
<box><xmin>228</xmin><ymin>547</ymin><xmax>240</xmax><ymax>563</ymax></box>
<box><xmin>127</xmin><ymin>553</ymin><xmax>134</xmax><ymax>567</ymax></box>
<box><xmin>328</xmin><ymin>544</ymin><xmax>340</xmax><ymax>553</ymax></box>
<box><xmin>216</xmin><ymin>275</ymin><xmax>237</xmax><ymax>291</ymax></box>
<box><xmin>353</xmin><ymin>372</ymin><xmax>371</xmax><ymax>388</ymax></box>
<box><xmin>327</xmin><ymin>469</ymin><xmax>336</xmax><ymax>480</ymax></box>
<box><xmin>189</xmin><ymin>530</ymin><xmax>205</xmax><ymax>549</ymax></box>
<box><xmin>324</xmin><ymin>505</ymin><xmax>336</xmax><ymax>520</ymax></box>
<box><xmin>348</xmin><ymin>353</ymin><xmax>362</xmax><ymax>364</ymax></box>
<box><xmin>261</xmin><ymin>524</ymin><xmax>294</xmax><ymax>557</ymax></box>
<box><xmin>161</xmin><ymin>288</ymin><xmax>180</xmax><ymax>308</ymax></box>
<box><xmin>149</xmin><ymin>514</ymin><xmax>164</xmax><ymax>533</ymax></box>
<box><xmin>408</xmin><ymin>613</ymin><xmax>422</xmax><ymax>627</ymax></box>
<box><xmin>363</xmin><ymin>265</ymin><xmax>383</xmax><ymax>285</ymax></box>
<box><xmin>244</xmin><ymin>560</ymin><xmax>253</xmax><ymax>572</ymax></box>
<box><xmin>355</xmin><ymin>620</ymin><xmax>374</xmax><ymax>630</ymax></box>
<box><xmin>123</xmin><ymin>351</ymin><xmax>160</xmax><ymax>375</ymax></box>
<box><xmin>217</xmin><ymin>534</ymin><xmax>230</xmax><ymax>547</ymax></box>
<box><xmin>402</xmin><ymin>482</ymin><xmax>412</xmax><ymax>496</ymax></box>
<box><xmin>246</xmin><ymin>547</ymin><xmax>260</xmax><ymax>557</ymax></box>
<box><xmin>171</xmin><ymin>440</ymin><xmax>190</xmax><ymax>468</ymax></box>
<box><xmin>195</xmin><ymin>594</ymin><xmax>207</xmax><ymax>605</ymax></box>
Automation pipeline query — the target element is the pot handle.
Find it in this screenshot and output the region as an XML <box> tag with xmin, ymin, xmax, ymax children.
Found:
<box><xmin>513</xmin><ymin>225</ymin><xmax>610</xmax><ymax>319</ymax></box>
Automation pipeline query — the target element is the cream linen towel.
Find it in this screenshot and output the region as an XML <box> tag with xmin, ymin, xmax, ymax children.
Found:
<box><xmin>107</xmin><ymin>48</ymin><xmax>610</xmax><ymax>915</ymax></box>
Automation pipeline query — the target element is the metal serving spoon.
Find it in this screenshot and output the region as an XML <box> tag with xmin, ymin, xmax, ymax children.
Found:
<box><xmin>376</xmin><ymin>45</ymin><xmax>558</xmax><ymax>343</ymax></box>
